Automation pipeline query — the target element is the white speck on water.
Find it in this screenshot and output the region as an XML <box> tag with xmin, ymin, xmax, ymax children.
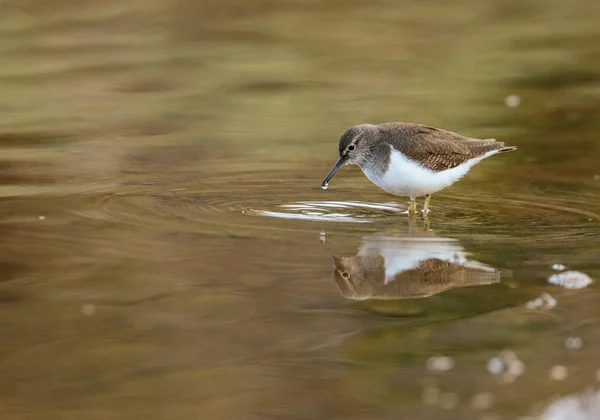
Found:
<box><xmin>509</xmin><ymin>359</ymin><xmax>525</xmax><ymax>376</ymax></box>
<box><xmin>38</xmin><ymin>215</ymin><xmax>46</xmax><ymax>220</ymax></box>
<box><xmin>426</xmin><ymin>356</ymin><xmax>455</xmax><ymax>372</ymax></box>
<box><xmin>593</xmin><ymin>174</ymin><xmax>600</xmax><ymax>181</ymax></box>
<box><xmin>552</xmin><ymin>263</ymin><xmax>566</xmax><ymax>271</ymax></box>
<box><xmin>526</xmin><ymin>298</ymin><xmax>541</xmax><ymax>310</ymax></box>
<box><xmin>487</xmin><ymin>351</ymin><xmax>525</xmax><ymax>382</ymax></box>
<box><xmin>535</xmin><ymin>388</ymin><xmax>600</xmax><ymax>420</ymax></box>
<box><xmin>321</xmin><ymin>183</ymin><xmax>328</xmax><ymax>190</ymax></box>
<box><xmin>550</xmin><ymin>365</ymin><xmax>568</xmax><ymax>381</ymax></box>
<box><xmin>487</xmin><ymin>357</ymin><xmax>504</xmax><ymax>375</ymax></box>
<box><xmin>81</xmin><ymin>303</ymin><xmax>96</xmax><ymax>316</ymax></box>
<box><xmin>319</xmin><ymin>232</ymin><xmax>327</xmax><ymax>243</ymax></box>
<box><xmin>565</xmin><ymin>337</ymin><xmax>583</xmax><ymax>350</ymax></box>
<box><xmin>526</xmin><ymin>293</ymin><xmax>557</xmax><ymax>310</ymax></box>
<box><xmin>548</xmin><ymin>271</ymin><xmax>593</xmax><ymax>290</ymax></box>
<box><xmin>505</xmin><ymin>94</ymin><xmax>521</xmax><ymax>108</ymax></box>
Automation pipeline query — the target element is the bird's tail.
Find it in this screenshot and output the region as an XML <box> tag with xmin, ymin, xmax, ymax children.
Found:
<box><xmin>499</xmin><ymin>146</ymin><xmax>517</xmax><ymax>153</ymax></box>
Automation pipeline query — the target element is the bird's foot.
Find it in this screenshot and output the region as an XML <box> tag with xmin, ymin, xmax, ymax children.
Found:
<box><xmin>405</xmin><ymin>197</ymin><xmax>417</xmax><ymax>215</ymax></box>
<box><xmin>422</xmin><ymin>194</ymin><xmax>432</xmax><ymax>216</ymax></box>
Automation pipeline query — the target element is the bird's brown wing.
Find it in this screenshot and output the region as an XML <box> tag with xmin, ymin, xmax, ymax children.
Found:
<box><xmin>379</xmin><ymin>123</ymin><xmax>508</xmax><ymax>172</ymax></box>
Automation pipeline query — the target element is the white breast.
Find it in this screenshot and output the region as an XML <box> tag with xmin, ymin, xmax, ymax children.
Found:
<box><xmin>362</xmin><ymin>145</ymin><xmax>499</xmax><ymax>198</ymax></box>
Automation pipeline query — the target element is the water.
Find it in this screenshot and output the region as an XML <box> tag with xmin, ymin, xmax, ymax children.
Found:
<box><xmin>0</xmin><ymin>1</ymin><xmax>600</xmax><ymax>419</ymax></box>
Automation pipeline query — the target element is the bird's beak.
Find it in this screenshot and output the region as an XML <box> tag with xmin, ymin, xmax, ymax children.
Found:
<box><xmin>321</xmin><ymin>156</ymin><xmax>346</xmax><ymax>187</ymax></box>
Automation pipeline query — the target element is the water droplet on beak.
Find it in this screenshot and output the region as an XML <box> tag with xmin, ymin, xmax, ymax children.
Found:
<box><xmin>321</xmin><ymin>183</ymin><xmax>328</xmax><ymax>190</ymax></box>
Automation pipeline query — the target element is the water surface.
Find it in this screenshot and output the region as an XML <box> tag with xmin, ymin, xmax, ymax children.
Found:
<box><xmin>1</xmin><ymin>1</ymin><xmax>600</xmax><ymax>419</ymax></box>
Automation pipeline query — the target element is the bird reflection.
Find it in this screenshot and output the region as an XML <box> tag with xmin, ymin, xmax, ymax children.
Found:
<box><xmin>324</xmin><ymin>228</ymin><xmax>500</xmax><ymax>301</ymax></box>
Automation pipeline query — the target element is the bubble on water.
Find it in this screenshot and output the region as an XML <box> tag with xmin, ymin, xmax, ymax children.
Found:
<box><xmin>504</xmin><ymin>94</ymin><xmax>521</xmax><ymax>108</ymax></box>
<box><xmin>487</xmin><ymin>351</ymin><xmax>525</xmax><ymax>382</ymax></box>
<box><xmin>321</xmin><ymin>183</ymin><xmax>328</xmax><ymax>190</ymax></box>
<box><xmin>487</xmin><ymin>357</ymin><xmax>504</xmax><ymax>375</ymax></box>
<box><xmin>550</xmin><ymin>365</ymin><xmax>568</xmax><ymax>381</ymax></box>
<box><xmin>38</xmin><ymin>215</ymin><xmax>46</xmax><ymax>220</ymax></box>
<box><xmin>508</xmin><ymin>359</ymin><xmax>525</xmax><ymax>376</ymax></box>
<box><xmin>552</xmin><ymin>263</ymin><xmax>566</xmax><ymax>271</ymax></box>
<box><xmin>525</xmin><ymin>293</ymin><xmax>557</xmax><ymax>310</ymax></box>
<box><xmin>535</xmin><ymin>388</ymin><xmax>600</xmax><ymax>420</ymax></box>
<box><xmin>426</xmin><ymin>356</ymin><xmax>455</xmax><ymax>372</ymax></box>
<box><xmin>548</xmin><ymin>271</ymin><xmax>593</xmax><ymax>289</ymax></box>
<box><xmin>565</xmin><ymin>337</ymin><xmax>583</xmax><ymax>350</ymax></box>
<box><xmin>526</xmin><ymin>298</ymin><xmax>541</xmax><ymax>310</ymax></box>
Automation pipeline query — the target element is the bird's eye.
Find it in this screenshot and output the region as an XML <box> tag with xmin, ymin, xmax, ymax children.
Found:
<box><xmin>347</xmin><ymin>144</ymin><xmax>355</xmax><ymax>152</ymax></box>
<box><xmin>341</xmin><ymin>272</ymin><xmax>350</xmax><ymax>279</ymax></box>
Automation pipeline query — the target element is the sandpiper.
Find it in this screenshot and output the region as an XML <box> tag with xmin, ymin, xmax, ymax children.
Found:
<box><xmin>321</xmin><ymin>122</ymin><xmax>517</xmax><ymax>214</ymax></box>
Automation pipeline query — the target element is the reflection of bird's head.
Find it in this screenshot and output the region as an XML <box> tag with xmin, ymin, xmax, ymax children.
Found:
<box><xmin>332</xmin><ymin>254</ymin><xmax>385</xmax><ymax>300</ymax></box>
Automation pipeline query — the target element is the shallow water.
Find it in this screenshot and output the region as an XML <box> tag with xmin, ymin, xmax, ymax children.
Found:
<box><xmin>1</xmin><ymin>0</ymin><xmax>600</xmax><ymax>419</ymax></box>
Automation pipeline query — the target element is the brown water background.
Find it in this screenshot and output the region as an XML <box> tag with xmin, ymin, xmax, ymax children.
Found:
<box><xmin>1</xmin><ymin>1</ymin><xmax>600</xmax><ymax>419</ymax></box>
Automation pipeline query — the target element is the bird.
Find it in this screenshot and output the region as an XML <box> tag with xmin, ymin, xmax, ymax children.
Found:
<box><xmin>320</xmin><ymin>122</ymin><xmax>517</xmax><ymax>214</ymax></box>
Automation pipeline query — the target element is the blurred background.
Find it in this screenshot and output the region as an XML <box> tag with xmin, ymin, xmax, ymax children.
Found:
<box><xmin>0</xmin><ymin>0</ymin><xmax>599</xmax><ymax>419</ymax></box>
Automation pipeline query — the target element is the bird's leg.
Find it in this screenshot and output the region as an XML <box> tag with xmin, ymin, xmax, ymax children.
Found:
<box><xmin>409</xmin><ymin>197</ymin><xmax>417</xmax><ymax>214</ymax></box>
<box><xmin>422</xmin><ymin>194</ymin><xmax>432</xmax><ymax>215</ymax></box>
<box><xmin>401</xmin><ymin>197</ymin><xmax>417</xmax><ymax>215</ymax></box>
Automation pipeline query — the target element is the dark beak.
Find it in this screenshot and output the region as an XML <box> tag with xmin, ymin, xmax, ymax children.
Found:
<box><xmin>321</xmin><ymin>156</ymin><xmax>346</xmax><ymax>187</ymax></box>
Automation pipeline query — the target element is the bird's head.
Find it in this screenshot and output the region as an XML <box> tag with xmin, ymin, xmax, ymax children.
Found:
<box><xmin>321</xmin><ymin>124</ymin><xmax>378</xmax><ymax>187</ymax></box>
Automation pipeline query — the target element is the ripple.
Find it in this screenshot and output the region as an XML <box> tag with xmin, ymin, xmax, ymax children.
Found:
<box><xmin>429</xmin><ymin>190</ymin><xmax>600</xmax><ymax>243</ymax></box>
<box><xmin>248</xmin><ymin>201</ymin><xmax>402</xmax><ymax>223</ymax></box>
<box><xmin>70</xmin><ymin>177</ymin><xmax>600</xmax><ymax>245</ymax></box>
